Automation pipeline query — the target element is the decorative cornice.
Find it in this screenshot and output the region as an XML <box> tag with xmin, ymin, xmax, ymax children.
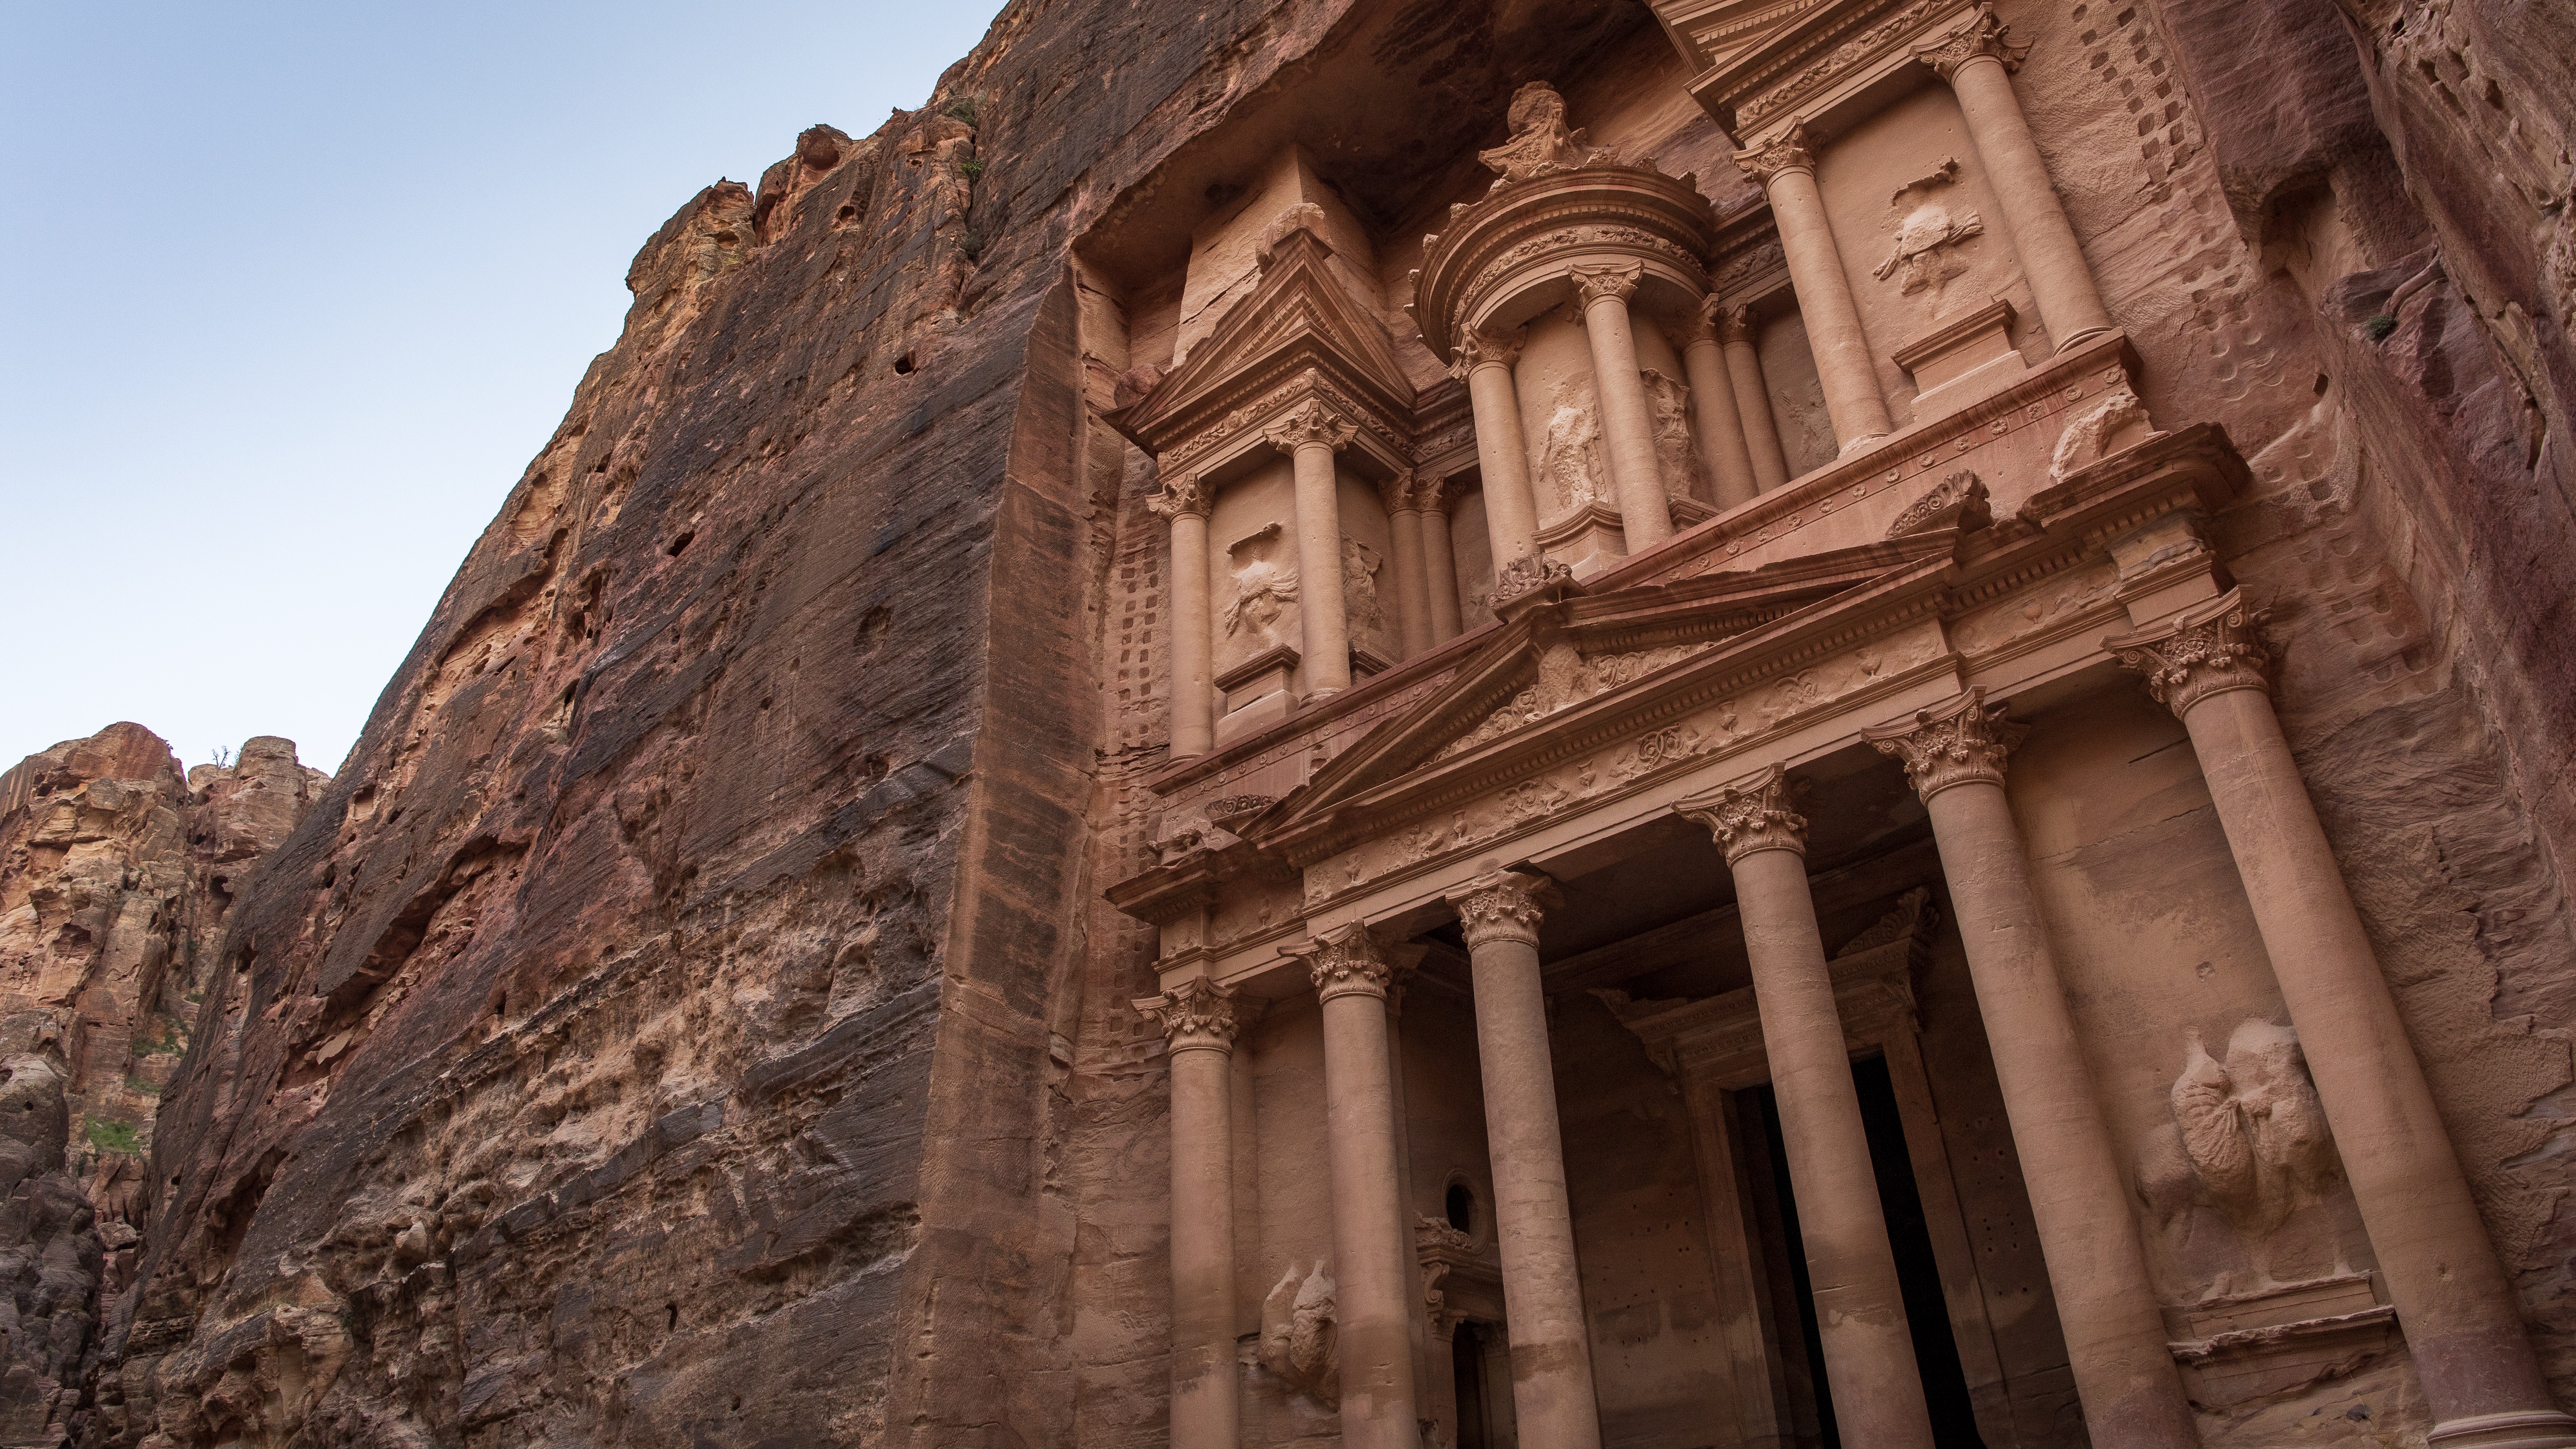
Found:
<box><xmin>2105</xmin><ymin>587</ymin><xmax>2273</xmax><ymax>717</ymax></box>
<box><xmin>1731</xmin><ymin>0</ymin><xmax>1951</xmax><ymax>132</ymax></box>
<box><xmin>1300</xmin><ymin>921</ymin><xmax>1406</xmax><ymax>1002</ymax></box>
<box><xmin>1145</xmin><ymin>474</ymin><xmax>1212</xmax><ymax>521</ymax></box>
<box><xmin>1676</xmin><ymin>762</ymin><xmax>1810</xmax><ymax>864</ymax></box>
<box><xmin>1263</xmin><ymin>397</ymin><xmax>1358</xmax><ymax>454</ymax></box>
<box><xmin>1914</xmin><ymin>3</ymin><xmax>2029</xmax><ymax>80</ymax></box>
<box><xmin>1863</xmin><ymin>686</ymin><xmax>2027</xmax><ymax>799</ymax></box>
<box><xmin>1133</xmin><ymin>975</ymin><xmax>1258</xmax><ymax>1052</ymax></box>
<box><xmin>1571</xmin><ymin>259</ymin><xmax>1643</xmax><ymax>306</ymax></box>
<box><xmin>1733</xmin><ymin>125</ymin><xmax>1816</xmax><ymax>188</ymax></box>
<box><xmin>1447</xmin><ymin>870</ymin><xmax>1555</xmax><ymax>950</ymax></box>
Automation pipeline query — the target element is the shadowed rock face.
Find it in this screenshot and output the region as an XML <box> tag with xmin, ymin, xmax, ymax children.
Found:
<box><xmin>29</xmin><ymin>0</ymin><xmax>2574</xmax><ymax>1446</ymax></box>
<box><xmin>0</xmin><ymin>1039</ymin><xmax>104</xmax><ymax>1449</ymax></box>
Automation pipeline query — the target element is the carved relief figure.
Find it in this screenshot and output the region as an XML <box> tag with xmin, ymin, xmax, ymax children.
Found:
<box><xmin>1642</xmin><ymin>368</ymin><xmax>1700</xmax><ymax>499</ymax></box>
<box><xmin>1341</xmin><ymin>536</ymin><xmax>1390</xmax><ymax>648</ymax></box>
<box><xmin>2048</xmin><ymin>382</ymin><xmax>2155</xmax><ymax>478</ymax></box>
<box><xmin>1532</xmin><ymin>374</ymin><xmax>1607</xmax><ymax>519</ymax></box>
<box><xmin>1874</xmin><ymin>158</ymin><xmax>1984</xmax><ymax>301</ymax></box>
<box><xmin>2138</xmin><ymin>1020</ymin><xmax>2341</xmax><ymax>1285</ymax></box>
<box><xmin>1476</xmin><ymin>81</ymin><xmax>1597</xmax><ymax>189</ymax></box>
<box><xmin>1258</xmin><ymin>1261</ymin><xmax>1339</xmax><ymax>1402</ymax></box>
<box><xmin>1221</xmin><ymin>523</ymin><xmax>1299</xmax><ymax>648</ymax></box>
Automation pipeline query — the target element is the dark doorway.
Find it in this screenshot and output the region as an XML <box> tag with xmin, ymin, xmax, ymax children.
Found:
<box><xmin>1743</xmin><ymin>1056</ymin><xmax>1988</xmax><ymax>1448</ymax></box>
<box><xmin>1452</xmin><ymin>1321</ymin><xmax>1491</xmax><ymax>1449</ymax></box>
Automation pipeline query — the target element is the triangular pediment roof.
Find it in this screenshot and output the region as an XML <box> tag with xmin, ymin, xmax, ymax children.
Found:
<box><xmin>1249</xmin><ymin>536</ymin><xmax>1953</xmax><ymax>861</ymax></box>
<box><xmin>1107</xmin><ymin>228</ymin><xmax>1417</xmax><ymax>458</ymax></box>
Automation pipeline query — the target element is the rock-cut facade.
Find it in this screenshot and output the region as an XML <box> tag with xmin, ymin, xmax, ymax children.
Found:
<box><xmin>68</xmin><ymin>0</ymin><xmax>2576</xmax><ymax>1446</ymax></box>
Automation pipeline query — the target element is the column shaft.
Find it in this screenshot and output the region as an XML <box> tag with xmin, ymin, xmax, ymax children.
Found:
<box><xmin>1938</xmin><ymin>45</ymin><xmax>2113</xmax><ymax>349</ymax></box>
<box><xmin>1683</xmin><ymin>767</ymin><xmax>1935</xmax><ymax>1449</ymax></box>
<box><xmin>1136</xmin><ymin>980</ymin><xmax>1252</xmax><ymax>1449</ymax></box>
<box><xmin>1310</xmin><ymin>934</ymin><xmax>1423</xmax><ymax>1449</ymax></box>
<box><xmin>1868</xmin><ymin>691</ymin><xmax>2197</xmax><ymax>1447</ymax></box>
<box><xmin>1384</xmin><ymin>484</ymin><xmax>1434</xmax><ymax>659</ymax></box>
<box><xmin>1452</xmin><ymin>874</ymin><xmax>1602</xmax><ymax>1449</ymax></box>
<box><xmin>1161</xmin><ymin>493</ymin><xmax>1215</xmax><ymax>758</ymax></box>
<box><xmin>2113</xmin><ymin>594</ymin><xmax>2576</xmax><ymax>1446</ymax></box>
<box><xmin>1574</xmin><ymin>264</ymin><xmax>1676</xmax><ymax>549</ymax></box>
<box><xmin>1741</xmin><ymin>132</ymin><xmax>1892</xmax><ymax>450</ymax></box>
<box><xmin>1719</xmin><ymin>309</ymin><xmax>1794</xmax><ymax>492</ymax></box>
<box><xmin>1680</xmin><ymin>311</ymin><xmax>1760</xmax><ymax>509</ymax></box>
<box><xmin>1459</xmin><ymin>331</ymin><xmax>1542</xmax><ymax>564</ymax></box>
<box><xmin>1267</xmin><ymin>400</ymin><xmax>1357</xmax><ymax>698</ymax></box>
<box><xmin>1420</xmin><ymin>491</ymin><xmax>1463</xmax><ymax>643</ymax></box>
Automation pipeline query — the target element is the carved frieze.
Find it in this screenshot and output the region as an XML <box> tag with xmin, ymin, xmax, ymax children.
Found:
<box><xmin>1734</xmin><ymin>0</ymin><xmax>1948</xmax><ymax>132</ymax></box>
<box><xmin>2107</xmin><ymin>587</ymin><xmax>2274</xmax><ymax>717</ymax></box>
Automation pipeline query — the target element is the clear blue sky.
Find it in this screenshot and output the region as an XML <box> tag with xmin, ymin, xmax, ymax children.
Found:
<box><xmin>1</xmin><ymin>2</ymin><xmax>1002</xmax><ymax>778</ymax></box>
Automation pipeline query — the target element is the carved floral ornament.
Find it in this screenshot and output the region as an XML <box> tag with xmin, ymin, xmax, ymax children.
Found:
<box><xmin>1448</xmin><ymin>326</ymin><xmax>1527</xmax><ymax>379</ymax></box>
<box><xmin>1676</xmin><ymin>762</ymin><xmax>1811</xmax><ymax>864</ymax></box>
<box><xmin>1145</xmin><ymin>473</ymin><xmax>1212</xmax><ymax>521</ymax></box>
<box><xmin>1447</xmin><ymin>870</ymin><xmax>1555</xmax><ymax>949</ymax></box>
<box><xmin>1262</xmin><ymin>397</ymin><xmax>1359</xmax><ymax>454</ymax></box>
<box><xmin>2106</xmin><ymin>587</ymin><xmax>2274</xmax><ymax>718</ymax></box>
<box><xmin>1912</xmin><ymin>4</ymin><xmax>2031</xmax><ymax>81</ymax></box>
<box><xmin>1733</xmin><ymin>125</ymin><xmax>1817</xmax><ymax>188</ymax></box>
<box><xmin>1863</xmin><ymin>687</ymin><xmax>2029</xmax><ymax>800</ymax></box>
<box><xmin>1570</xmin><ymin>259</ymin><xmax>1643</xmax><ymax>306</ymax></box>
<box><xmin>1300</xmin><ymin>922</ymin><xmax>1405</xmax><ymax>1001</ymax></box>
<box><xmin>1132</xmin><ymin>975</ymin><xmax>1258</xmax><ymax>1052</ymax></box>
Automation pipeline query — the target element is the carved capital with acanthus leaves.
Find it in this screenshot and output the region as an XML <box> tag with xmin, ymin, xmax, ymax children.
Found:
<box><xmin>1134</xmin><ymin>975</ymin><xmax>1258</xmax><ymax>1053</ymax></box>
<box><xmin>1733</xmin><ymin>125</ymin><xmax>1817</xmax><ymax>188</ymax></box>
<box><xmin>1676</xmin><ymin>763</ymin><xmax>1810</xmax><ymax>864</ymax></box>
<box><xmin>1914</xmin><ymin>4</ymin><xmax>2031</xmax><ymax>80</ymax></box>
<box><xmin>2106</xmin><ymin>588</ymin><xmax>2273</xmax><ymax>718</ymax></box>
<box><xmin>1864</xmin><ymin>688</ymin><xmax>2029</xmax><ymax>800</ymax></box>
<box><xmin>1378</xmin><ymin>469</ymin><xmax>1447</xmax><ymax>515</ymax></box>
<box><xmin>1715</xmin><ymin>301</ymin><xmax>1760</xmax><ymax>347</ymax></box>
<box><xmin>1300</xmin><ymin>922</ymin><xmax>1406</xmax><ymax>1002</ymax></box>
<box><xmin>1570</xmin><ymin>259</ymin><xmax>1642</xmax><ymax>307</ymax></box>
<box><xmin>1263</xmin><ymin>398</ymin><xmax>1358</xmax><ymax>455</ymax></box>
<box><xmin>1145</xmin><ymin>474</ymin><xmax>1212</xmax><ymax>521</ymax></box>
<box><xmin>1449</xmin><ymin>326</ymin><xmax>1528</xmax><ymax>378</ymax></box>
<box><xmin>1447</xmin><ymin>870</ymin><xmax>1556</xmax><ymax>950</ymax></box>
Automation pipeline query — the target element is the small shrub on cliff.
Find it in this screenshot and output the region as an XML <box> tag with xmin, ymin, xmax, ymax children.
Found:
<box><xmin>940</xmin><ymin>96</ymin><xmax>977</xmax><ymax>125</ymax></box>
<box><xmin>86</xmin><ymin>1119</ymin><xmax>144</xmax><ymax>1155</ymax></box>
<box><xmin>961</xmin><ymin>157</ymin><xmax>985</xmax><ymax>182</ymax></box>
<box><xmin>2364</xmin><ymin>313</ymin><xmax>2399</xmax><ymax>341</ymax></box>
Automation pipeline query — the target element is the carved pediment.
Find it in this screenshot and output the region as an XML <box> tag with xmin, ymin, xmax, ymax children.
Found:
<box><xmin>1106</xmin><ymin>228</ymin><xmax>1415</xmax><ymax>471</ymax></box>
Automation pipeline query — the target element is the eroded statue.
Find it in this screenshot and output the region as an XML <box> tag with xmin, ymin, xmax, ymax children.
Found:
<box><xmin>1222</xmin><ymin>523</ymin><xmax>1299</xmax><ymax>646</ymax></box>
<box><xmin>1874</xmin><ymin>159</ymin><xmax>1984</xmax><ymax>299</ymax></box>
<box><xmin>2138</xmin><ymin>1019</ymin><xmax>2341</xmax><ymax>1283</ymax></box>
<box><xmin>1258</xmin><ymin>1261</ymin><xmax>1339</xmax><ymax>1403</ymax></box>
<box><xmin>1643</xmin><ymin>368</ymin><xmax>1700</xmax><ymax>499</ymax></box>
<box><xmin>1533</xmin><ymin>374</ymin><xmax>1607</xmax><ymax>519</ymax></box>
<box><xmin>1476</xmin><ymin>81</ymin><xmax>1598</xmax><ymax>189</ymax></box>
<box><xmin>1342</xmin><ymin>536</ymin><xmax>1390</xmax><ymax>647</ymax></box>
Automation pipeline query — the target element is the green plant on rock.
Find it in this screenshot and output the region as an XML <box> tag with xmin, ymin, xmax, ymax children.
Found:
<box><xmin>2363</xmin><ymin>313</ymin><xmax>2399</xmax><ymax>342</ymax></box>
<box><xmin>125</xmin><ymin>1076</ymin><xmax>163</xmax><ymax>1096</ymax></box>
<box><xmin>86</xmin><ymin>1119</ymin><xmax>144</xmax><ymax>1155</ymax></box>
<box><xmin>961</xmin><ymin>157</ymin><xmax>985</xmax><ymax>183</ymax></box>
<box><xmin>940</xmin><ymin>96</ymin><xmax>978</xmax><ymax>125</ymax></box>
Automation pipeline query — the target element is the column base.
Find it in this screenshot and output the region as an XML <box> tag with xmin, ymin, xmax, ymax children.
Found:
<box><xmin>2429</xmin><ymin>1411</ymin><xmax>2576</xmax><ymax>1448</ymax></box>
<box><xmin>2051</xmin><ymin>325</ymin><xmax>2118</xmax><ymax>353</ymax></box>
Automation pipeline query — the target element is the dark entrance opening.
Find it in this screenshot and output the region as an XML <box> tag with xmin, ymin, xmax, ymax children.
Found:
<box><xmin>1745</xmin><ymin>1055</ymin><xmax>1988</xmax><ymax>1448</ymax></box>
<box><xmin>1452</xmin><ymin>1321</ymin><xmax>1491</xmax><ymax>1449</ymax></box>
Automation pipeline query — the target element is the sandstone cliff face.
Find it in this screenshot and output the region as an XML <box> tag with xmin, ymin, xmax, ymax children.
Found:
<box><xmin>65</xmin><ymin>0</ymin><xmax>2576</xmax><ymax>1445</ymax></box>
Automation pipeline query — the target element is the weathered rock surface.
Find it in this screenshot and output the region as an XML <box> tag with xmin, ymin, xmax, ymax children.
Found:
<box><xmin>0</xmin><ymin>1027</ymin><xmax>107</xmax><ymax>1448</ymax></box>
<box><xmin>29</xmin><ymin>0</ymin><xmax>2574</xmax><ymax>1444</ymax></box>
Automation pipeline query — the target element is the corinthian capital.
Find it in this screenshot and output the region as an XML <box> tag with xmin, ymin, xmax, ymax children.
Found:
<box><xmin>1264</xmin><ymin>397</ymin><xmax>1358</xmax><ymax>454</ymax></box>
<box><xmin>1715</xmin><ymin>301</ymin><xmax>1760</xmax><ymax>346</ymax></box>
<box><xmin>1133</xmin><ymin>975</ymin><xmax>1258</xmax><ymax>1052</ymax></box>
<box><xmin>1673</xmin><ymin>296</ymin><xmax>1720</xmax><ymax>347</ymax></box>
<box><xmin>2105</xmin><ymin>588</ymin><xmax>2273</xmax><ymax>718</ymax></box>
<box><xmin>1570</xmin><ymin>260</ymin><xmax>1642</xmax><ymax>307</ymax></box>
<box><xmin>1378</xmin><ymin>469</ymin><xmax>1447</xmax><ymax>515</ymax></box>
<box><xmin>1733</xmin><ymin>125</ymin><xmax>1816</xmax><ymax>188</ymax></box>
<box><xmin>1863</xmin><ymin>687</ymin><xmax>2029</xmax><ymax>800</ymax></box>
<box><xmin>1449</xmin><ymin>325</ymin><xmax>1527</xmax><ymax>378</ymax></box>
<box><xmin>1301</xmin><ymin>922</ymin><xmax>1405</xmax><ymax>1002</ymax></box>
<box><xmin>1914</xmin><ymin>4</ymin><xmax>2030</xmax><ymax>79</ymax></box>
<box><xmin>1145</xmin><ymin>474</ymin><xmax>1212</xmax><ymax>520</ymax></box>
<box><xmin>1447</xmin><ymin>870</ymin><xmax>1556</xmax><ymax>950</ymax></box>
<box><xmin>1676</xmin><ymin>763</ymin><xmax>1809</xmax><ymax>864</ymax></box>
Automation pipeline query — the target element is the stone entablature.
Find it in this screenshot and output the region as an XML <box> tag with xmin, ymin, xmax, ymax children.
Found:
<box><xmin>1653</xmin><ymin>0</ymin><xmax>1993</xmax><ymax>143</ymax></box>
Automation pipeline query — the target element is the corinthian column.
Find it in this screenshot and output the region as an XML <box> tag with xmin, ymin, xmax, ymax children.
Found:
<box><xmin>1150</xmin><ymin>476</ymin><xmax>1215</xmax><ymax>758</ymax></box>
<box><xmin>1735</xmin><ymin>127</ymin><xmax>1893</xmax><ymax>451</ymax></box>
<box><xmin>2110</xmin><ymin>592</ymin><xmax>2576</xmax><ymax>1449</ymax></box>
<box><xmin>1300</xmin><ymin>925</ymin><xmax>1423</xmax><ymax>1448</ymax></box>
<box><xmin>1446</xmin><ymin>871</ymin><xmax>1602</xmax><ymax>1449</ymax></box>
<box><xmin>1916</xmin><ymin>7</ymin><xmax>2114</xmax><ymax>351</ymax></box>
<box><xmin>1719</xmin><ymin>304</ymin><xmax>1794</xmax><ymax>492</ymax></box>
<box><xmin>1864</xmin><ymin>691</ymin><xmax>2198</xmax><ymax>1448</ymax></box>
<box><xmin>1379</xmin><ymin>471</ymin><xmax>1435</xmax><ymax>659</ymax></box>
<box><xmin>1419</xmin><ymin>478</ymin><xmax>1464</xmax><ymax>643</ymax></box>
<box><xmin>1676</xmin><ymin>298</ymin><xmax>1761</xmax><ymax>510</ymax></box>
<box><xmin>1264</xmin><ymin>398</ymin><xmax>1358</xmax><ymax>698</ymax></box>
<box><xmin>1677</xmin><ymin>765</ymin><xmax>1936</xmax><ymax>1449</ymax></box>
<box><xmin>1135</xmin><ymin>977</ymin><xmax>1259</xmax><ymax>1449</ymax></box>
<box><xmin>1454</xmin><ymin>328</ymin><xmax>1542</xmax><ymax>566</ymax></box>
<box><xmin>1571</xmin><ymin>261</ymin><xmax>1677</xmax><ymax>550</ymax></box>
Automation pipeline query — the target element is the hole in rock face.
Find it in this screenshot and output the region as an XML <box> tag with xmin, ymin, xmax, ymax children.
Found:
<box><xmin>2315</xmin><ymin>372</ymin><xmax>2331</xmax><ymax>395</ymax></box>
<box><xmin>893</xmin><ymin>353</ymin><xmax>916</xmax><ymax>375</ymax></box>
<box><xmin>856</xmin><ymin>604</ymin><xmax>893</xmax><ymax>652</ymax></box>
<box><xmin>1446</xmin><ymin>1182</ymin><xmax>1474</xmax><ymax>1233</ymax></box>
<box><xmin>665</xmin><ymin>1303</ymin><xmax>678</xmax><ymax>1331</ymax></box>
<box><xmin>666</xmin><ymin>531</ymin><xmax>694</xmax><ymax>558</ymax></box>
